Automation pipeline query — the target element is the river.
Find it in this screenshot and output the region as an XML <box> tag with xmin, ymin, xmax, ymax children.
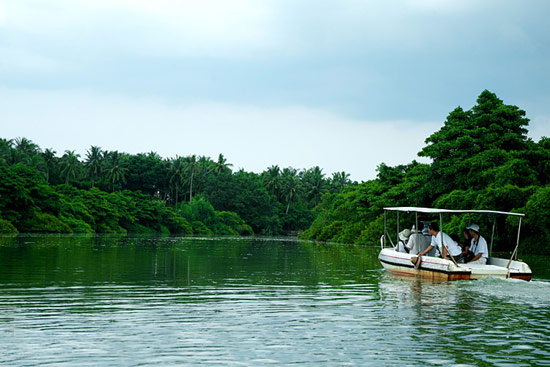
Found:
<box><xmin>1</xmin><ymin>235</ymin><xmax>549</xmax><ymax>366</ymax></box>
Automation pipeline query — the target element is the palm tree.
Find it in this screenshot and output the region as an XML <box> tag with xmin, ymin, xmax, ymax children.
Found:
<box><xmin>27</xmin><ymin>154</ymin><xmax>47</xmax><ymax>178</ymax></box>
<box><xmin>281</xmin><ymin>167</ymin><xmax>300</xmax><ymax>214</ymax></box>
<box><xmin>13</xmin><ymin>137</ymin><xmax>40</xmax><ymax>163</ymax></box>
<box><xmin>104</xmin><ymin>151</ymin><xmax>127</xmax><ymax>191</ymax></box>
<box><xmin>192</xmin><ymin>155</ymin><xmax>212</xmax><ymax>195</ymax></box>
<box><xmin>169</xmin><ymin>156</ymin><xmax>186</xmax><ymax>205</ymax></box>
<box><xmin>215</xmin><ymin>153</ymin><xmax>233</xmax><ymax>175</ymax></box>
<box><xmin>42</xmin><ymin>148</ymin><xmax>57</xmax><ymax>182</ymax></box>
<box><xmin>0</xmin><ymin>138</ymin><xmax>13</xmax><ymax>165</ymax></box>
<box><xmin>264</xmin><ymin>165</ymin><xmax>281</xmax><ymax>200</ymax></box>
<box><xmin>84</xmin><ymin>146</ymin><xmax>103</xmax><ymax>187</ymax></box>
<box><xmin>304</xmin><ymin>166</ymin><xmax>327</xmax><ymax>207</ymax></box>
<box><xmin>331</xmin><ymin>171</ymin><xmax>351</xmax><ymax>193</ymax></box>
<box><xmin>147</xmin><ymin>151</ymin><xmax>162</xmax><ymax>161</ymax></box>
<box><xmin>186</xmin><ymin>155</ymin><xmax>197</xmax><ymax>202</ymax></box>
<box><xmin>144</xmin><ymin>152</ymin><xmax>168</xmax><ymax>200</ymax></box>
<box><xmin>61</xmin><ymin>150</ymin><xmax>81</xmax><ymax>185</ymax></box>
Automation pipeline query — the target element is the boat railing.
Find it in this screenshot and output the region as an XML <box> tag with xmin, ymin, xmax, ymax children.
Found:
<box><xmin>380</xmin><ymin>231</ymin><xmax>396</xmax><ymax>249</ymax></box>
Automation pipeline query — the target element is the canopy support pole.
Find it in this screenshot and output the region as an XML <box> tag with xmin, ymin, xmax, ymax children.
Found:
<box><xmin>383</xmin><ymin>210</ymin><xmax>387</xmax><ymax>248</ymax></box>
<box><xmin>507</xmin><ymin>217</ymin><xmax>522</xmax><ymax>269</ymax></box>
<box><xmin>516</xmin><ymin>217</ymin><xmax>522</xmax><ymax>260</ymax></box>
<box><xmin>396</xmin><ymin>211</ymin><xmax>400</xmax><ymax>246</ymax></box>
<box><xmin>489</xmin><ymin>217</ymin><xmax>496</xmax><ymax>257</ymax></box>
<box><xmin>440</xmin><ymin>213</ymin><xmax>459</xmax><ymax>266</ymax></box>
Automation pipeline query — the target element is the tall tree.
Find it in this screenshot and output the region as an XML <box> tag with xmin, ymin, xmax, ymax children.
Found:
<box><xmin>303</xmin><ymin>166</ymin><xmax>327</xmax><ymax>208</ymax></box>
<box><xmin>125</xmin><ymin>152</ymin><xmax>168</xmax><ymax>198</ymax></box>
<box><xmin>264</xmin><ymin>165</ymin><xmax>281</xmax><ymax>200</ymax></box>
<box><xmin>27</xmin><ymin>154</ymin><xmax>47</xmax><ymax>178</ymax></box>
<box><xmin>193</xmin><ymin>155</ymin><xmax>213</xmax><ymax>196</ymax></box>
<box><xmin>0</xmin><ymin>138</ymin><xmax>13</xmax><ymax>165</ymax></box>
<box><xmin>281</xmin><ymin>167</ymin><xmax>300</xmax><ymax>214</ymax></box>
<box><xmin>104</xmin><ymin>151</ymin><xmax>127</xmax><ymax>191</ymax></box>
<box><xmin>42</xmin><ymin>148</ymin><xmax>57</xmax><ymax>183</ymax></box>
<box><xmin>215</xmin><ymin>153</ymin><xmax>233</xmax><ymax>175</ymax></box>
<box><xmin>13</xmin><ymin>137</ymin><xmax>40</xmax><ymax>164</ymax></box>
<box><xmin>84</xmin><ymin>146</ymin><xmax>103</xmax><ymax>187</ymax></box>
<box><xmin>331</xmin><ymin>171</ymin><xmax>351</xmax><ymax>193</ymax></box>
<box><xmin>418</xmin><ymin>90</ymin><xmax>531</xmax><ymax>197</ymax></box>
<box><xmin>61</xmin><ymin>150</ymin><xmax>81</xmax><ymax>185</ymax></box>
<box><xmin>169</xmin><ymin>156</ymin><xmax>186</xmax><ymax>206</ymax></box>
<box><xmin>186</xmin><ymin>155</ymin><xmax>197</xmax><ymax>202</ymax></box>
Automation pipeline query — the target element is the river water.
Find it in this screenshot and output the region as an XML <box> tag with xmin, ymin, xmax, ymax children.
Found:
<box><xmin>1</xmin><ymin>235</ymin><xmax>549</xmax><ymax>366</ymax></box>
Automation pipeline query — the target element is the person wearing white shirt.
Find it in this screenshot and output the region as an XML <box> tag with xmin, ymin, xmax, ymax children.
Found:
<box><xmin>418</xmin><ymin>222</ymin><xmax>463</xmax><ymax>260</ymax></box>
<box><xmin>407</xmin><ymin>222</ymin><xmax>430</xmax><ymax>255</ymax></box>
<box><xmin>397</xmin><ymin>229</ymin><xmax>411</xmax><ymax>253</ymax></box>
<box><xmin>466</xmin><ymin>224</ymin><xmax>488</xmax><ymax>265</ymax></box>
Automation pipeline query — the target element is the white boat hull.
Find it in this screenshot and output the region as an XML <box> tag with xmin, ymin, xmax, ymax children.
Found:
<box><xmin>378</xmin><ymin>248</ymin><xmax>532</xmax><ymax>281</ymax></box>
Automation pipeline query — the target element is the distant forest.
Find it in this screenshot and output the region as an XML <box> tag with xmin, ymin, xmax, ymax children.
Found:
<box><xmin>299</xmin><ymin>90</ymin><xmax>550</xmax><ymax>254</ymax></box>
<box><xmin>1</xmin><ymin>90</ymin><xmax>549</xmax><ymax>254</ymax></box>
<box><xmin>0</xmin><ymin>136</ymin><xmax>354</xmax><ymax>236</ymax></box>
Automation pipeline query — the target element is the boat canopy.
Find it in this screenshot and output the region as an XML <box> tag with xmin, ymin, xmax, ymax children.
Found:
<box><xmin>383</xmin><ymin>207</ymin><xmax>525</xmax><ymax>217</ymax></box>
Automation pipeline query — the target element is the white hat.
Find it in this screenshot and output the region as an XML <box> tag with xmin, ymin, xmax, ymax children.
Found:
<box><xmin>466</xmin><ymin>224</ymin><xmax>480</xmax><ymax>233</ymax></box>
<box><xmin>399</xmin><ymin>229</ymin><xmax>411</xmax><ymax>241</ymax></box>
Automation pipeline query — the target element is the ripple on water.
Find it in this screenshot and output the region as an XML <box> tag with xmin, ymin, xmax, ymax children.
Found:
<box><xmin>1</xmin><ymin>238</ymin><xmax>549</xmax><ymax>366</ymax></box>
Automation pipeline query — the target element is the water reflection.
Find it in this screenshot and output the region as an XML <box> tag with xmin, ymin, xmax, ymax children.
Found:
<box><xmin>0</xmin><ymin>236</ymin><xmax>549</xmax><ymax>366</ymax></box>
<box><xmin>0</xmin><ymin>236</ymin><xmax>381</xmax><ymax>287</ymax></box>
<box><xmin>377</xmin><ymin>274</ymin><xmax>550</xmax><ymax>366</ymax></box>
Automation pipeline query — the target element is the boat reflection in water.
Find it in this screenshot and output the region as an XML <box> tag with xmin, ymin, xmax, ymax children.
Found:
<box><xmin>376</xmin><ymin>270</ymin><xmax>550</xmax><ymax>366</ymax></box>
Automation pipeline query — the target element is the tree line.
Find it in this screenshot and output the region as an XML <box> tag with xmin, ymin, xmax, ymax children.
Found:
<box><xmin>4</xmin><ymin>90</ymin><xmax>547</xmax><ymax>253</ymax></box>
<box><xmin>0</xmin><ymin>139</ymin><xmax>355</xmax><ymax>235</ymax></box>
<box><xmin>299</xmin><ymin>90</ymin><xmax>550</xmax><ymax>254</ymax></box>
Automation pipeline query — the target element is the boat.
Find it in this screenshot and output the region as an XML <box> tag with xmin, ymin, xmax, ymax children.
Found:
<box><xmin>378</xmin><ymin>207</ymin><xmax>532</xmax><ymax>281</ymax></box>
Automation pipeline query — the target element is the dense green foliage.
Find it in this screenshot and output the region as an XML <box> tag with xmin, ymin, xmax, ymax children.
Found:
<box><xmin>0</xmin><ymin>138</ymin><xmax>354</xmax><ymax>235</ymax></box>
<box><xmin>4</xmin><ymin>90</ymin><xmax>547</xmax><ymax>251</ymax></box>
<box><xmin>300</xmin><ymin>91</ymin><xmax>550</xmax><ymax>254</ymax></box>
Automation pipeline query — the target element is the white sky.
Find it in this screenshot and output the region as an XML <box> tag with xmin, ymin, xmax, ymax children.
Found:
<box><xmin>1</xmin><ymin>0</ymin><xmax>549</xmax><ymax>181</ymax></box>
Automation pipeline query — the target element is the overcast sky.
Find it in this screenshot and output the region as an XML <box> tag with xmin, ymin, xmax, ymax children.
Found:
<box><xmin>1</xmin><ymin>0</ymin><xmax>549</xmax><ymax>181</ymax></box>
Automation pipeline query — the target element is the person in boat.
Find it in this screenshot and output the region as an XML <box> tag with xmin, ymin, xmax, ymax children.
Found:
<box><xmin>460</xmin><ymin>228</ymin><xmax>472</xmax><ymax>251</ymax></box>
<box><xmin>460</xmin><ymin>228</ymin><xmax>476</xmax><ymax>262</ymax></box>
<box><xmin>397</xmin><ymin>229</ymin><xmax>411</xmax><ymax>253</ymax></box>
<box><xmin>451</xmin><ymin>230</ymin><xmax>475</xmax><ymax>262</ymax></box>
<box><xmin>418</xmin><ymin>222</ymin><xmax>464</xmax><ymax>262</ymax></box>
<box><xmin>465</xmin><ymin>224</ymin><xmax>488</xmax><ymax>264</ymax></box>
<box><xmin>407</xmin><ymin>222</ymin><xmax>430</xmax><ymax>255</ymax></box>
<box><xmin>450</xmin><ymin>233</ymin><xmax>461</xmax><ymax>247</ymax></box>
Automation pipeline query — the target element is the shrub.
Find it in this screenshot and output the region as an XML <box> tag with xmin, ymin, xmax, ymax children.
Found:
<box><xmin>19</xmin><ymin>211</ymin><xmax>72</xmax><ymax>233</ymax></box>
<box><xmin>236</xmin><ymin>224</ymin><xmax>254</xmax><ymax>236</ymax></box>
<box><xmin>519</xmin><ymin>185</ymin><xmax>550</xmax><ymax>254</ymax></box>
<box><xmin>191</xmin><ymin>221</ymin><xmax>212</xmax><ymax>235</ymax></box>
<box><xmin>0</xmin><ymin>218</ymin><xmax>18</xmax><ymax>234</ymax></box>
<box><xmin>164</xmin><ymin>214</ymin><xmax>193</xmax><ymax>235</ymax></box>
<box><xmin>125</xmin><ymin>223</ymin><xmax>158</xmax><ymax>234</ymax></box>
<box><xmin>210</xmin><ymin>223</ymin><xmax>238</xmax><ymax>235</ymax></box>
<box><xmin>60</xmin><ymin>215</ymin><xmax>94</xmax><ymax>233</ymax></box>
